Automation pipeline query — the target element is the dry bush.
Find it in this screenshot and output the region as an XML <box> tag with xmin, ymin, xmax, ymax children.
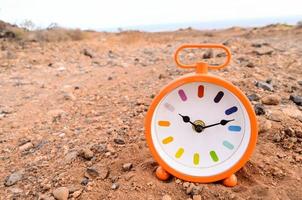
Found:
<box><xmin>6</xmin><ymin>27</ymin><xmax>88</xmax><ymax>42</ymax></box>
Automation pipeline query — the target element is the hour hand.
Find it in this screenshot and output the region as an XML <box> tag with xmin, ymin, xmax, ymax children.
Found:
<box><xmin>178</xmin><ymin>114</ymin><xmax>196</xmax><ymax>126</ymax></box>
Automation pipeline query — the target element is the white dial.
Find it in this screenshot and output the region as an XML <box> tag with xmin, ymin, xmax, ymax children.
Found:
<box><xmin>151</xmin><ymin>82</ymin><xmax>251</xmax><ymax>177</ymax></box>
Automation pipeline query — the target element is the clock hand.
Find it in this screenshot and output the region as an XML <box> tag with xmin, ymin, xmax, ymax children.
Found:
<box><xmin>203</xmin><ymin>119</ymin><xmax>235</xmax><ymax>130</ymax></box>
<box><xmin>178</xmin><ymin>114</ymin><xmax>203</xmax><ymax>133</ymax></box>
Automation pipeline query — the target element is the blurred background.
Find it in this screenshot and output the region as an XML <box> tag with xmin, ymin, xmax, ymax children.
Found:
<box><xmin>1</xmin><ymin>0</ymin><xmax>302</xmax><ymax>31</ymax></box>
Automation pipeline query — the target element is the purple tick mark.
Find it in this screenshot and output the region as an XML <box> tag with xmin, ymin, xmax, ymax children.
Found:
<box><xmin>178</xmin><ymin>89</ymin><xmax>187</xmax><ymax>101</ymax></box>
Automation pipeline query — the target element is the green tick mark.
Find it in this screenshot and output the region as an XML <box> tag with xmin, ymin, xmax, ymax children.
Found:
<box><xmin>210</xmin><ymin>151</ymin><xmax>219</xmax><ymax>162</ymax></box>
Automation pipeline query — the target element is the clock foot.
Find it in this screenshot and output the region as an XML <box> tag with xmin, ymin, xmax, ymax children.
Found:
<box><xmin>222</xmin><ymin>174</ymin><xmax>237</xmax><ymax>187</ymax></box>
<box><xmin>155</xmin><ymin>166</ymin><xmax>171</xmax><ymax>181</ymax></box>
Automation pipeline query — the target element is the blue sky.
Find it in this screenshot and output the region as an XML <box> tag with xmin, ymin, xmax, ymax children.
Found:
<box><xmin>0</xmin><ymin>0</ymin><xmax>301</xmax><ymax>30</ymax></box>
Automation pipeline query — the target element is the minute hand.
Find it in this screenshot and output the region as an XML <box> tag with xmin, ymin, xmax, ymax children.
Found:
<box><xmin>203</xmin><ymin>119</ymin><xmax>234</xmax><ymax>130</ymax></box>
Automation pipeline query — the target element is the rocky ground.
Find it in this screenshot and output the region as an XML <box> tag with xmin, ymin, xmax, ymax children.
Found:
<box><xmin>0</xmin><ymin>24</ymin><xmax>302</xmax><ymax>200</ymax></box>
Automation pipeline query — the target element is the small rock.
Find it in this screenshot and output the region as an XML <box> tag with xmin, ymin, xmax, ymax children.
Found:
<box><xmin>111</xmin><ymin>183</ymin><xmax>119</xmax><ymax>190</ymax></box>
<box><xmin>261</xmin><ymin>95</ymin><xmax>280</xmax><ymax>105</ymax></box>
<box><xmin>284</xmin><ymin>128</ymin><xmax>295</xmax><ymax>137</ymax></box>
<box><xmin>85</xmin><ymin>167</ymin><xmax>99</xmax><ymax>179</ymax></box>
<box><xmin>296</xmin><ymin>130</ymin><xmax>302</xmax><ymax>138</ymax></box>
<box><xmin>290</xmin><ymin>95</ymin><xmax>302</xmax><ymax>106</ymax></box>
<box><xmin>158</xmin><ymin>74</ymin><xmax>165</xmax><ymax>79</ymax></box>
<box><xmin>114</xmin><ymin>138</ymin><xmax>125</xmax><ymax>145</ymax></box>
<box><xmin>246</xmin><ymin>62</ymin><xmax>255</xmax><ymax>68</ymax></box>
<box><xmin>298</xmin><ymin>80</ymin><xmax>302</xmax><ymax>86</ymax></box>
<box><xmin>193</xmin><ymin>195</ymin><xmax>202</xmax><ymax>200</ymax></box>
<box><xmin>258</xmin><ymin>118</ymin><xmax>272</xmax><ymax>133</ymax></box>
<box><xmin>99</xmin><ymin>167</ymin><xmax>109</xmax><ymax>179</ymax></box>
<box><xmin>64</xmin><ymin>151</ymin><xmax>78</xmax><ymax>164</ymax></box>
<box><xmin>254</xmin><ymin>104</ymin><xmax>266</xmax><ymax>115</ymax></box>
<box><xmin>203</xmin><ymin>50</ymin><xmax>214</xmax><ymax>59</ymax></box>
<box><xmin>4</xmin><ymin>170</ymin><xmax>24</xmax><ymax>186</ymax></box>
<box><xmin>162</xmin><ymin>195</ymin><xmax>172</xmax><ymax>200</ymax></box>
<box><xmin>273</xmin><ymin>133</ymin><xmax>282</xmax><ymax>142</ymax></box>
<box><xmin>248</xmin><ymin>93</ymin><xmax>261</xmax><ymax>101</ymax></box>
<box><xmin>82</xmin><ymin>48</ymin><xmax>95</xmax><ymax>58</ymax></box>
<box><xmin>79</xmin><ymin>148</ymin><xmax>94</xmax><ymax>160</ymax></box>
<box><xmin>252</xmin><ymin>48</ymin><xmax>274</xmax><ymax>56</ymax></box>
<box><xmin>186</xmin><ymin>183</ymin><xmax>201</xmax><ymax>195</ymax></box>
<box><xmin>108</xmin><ymin>76</ymin><xmax>113</xmax><ymax>80</ymax></box>
<box><xmin>72</xmin><ymin>189</ymin><xmax>82</xmax><ymax>198</ymax></box>
<box><xmin>122</xmin><ymin>163</ymin><xmax>133</xmax><ymax>172</ymax></box>
<box><xmin>255</xmin><ymin>81</ymin><xmax>274</xmax><ymax>91</ymax></box>
<box><xmin>52</xmin><ymin>187</ymin><xmax>69</xmax><ymax>200</ymax></box>
<box><xmin>19</xmin><ymin>142</ymin><xmax>33</xmax><ymax>152</ymax></box>
<box><xmin>81</xmin><ymin>177</ymin><xmax>89</xmax><ymax>186</ymax></box>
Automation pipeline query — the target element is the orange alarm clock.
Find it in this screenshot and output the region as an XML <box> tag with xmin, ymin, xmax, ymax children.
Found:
<box><xmin>145</xmin><ymin>44</ymin><xmax>258</xmax><ymax>186</ymax></box>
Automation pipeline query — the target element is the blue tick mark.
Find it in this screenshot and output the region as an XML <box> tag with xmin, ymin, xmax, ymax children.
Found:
<box><xmin>225</xmin><ymin>106</ymin><xmax>238</xmax><ymax>115</ymax></box>
<box><xmin>228</xmin><ymin>125</ymin><xmax>241</xmax><ymax>132</ymax></box>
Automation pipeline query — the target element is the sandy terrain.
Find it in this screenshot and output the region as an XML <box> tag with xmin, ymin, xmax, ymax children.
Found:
<box><xmin>0</xmin><ymin>24</ymin><xmax>302</xmax><ymax>200</ymax></box>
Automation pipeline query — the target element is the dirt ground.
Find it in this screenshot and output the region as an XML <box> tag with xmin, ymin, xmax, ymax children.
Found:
<box><xmin>0</xmin><ymin>25</ymin><xmax>302</xmax><ymax>200</ymax></box>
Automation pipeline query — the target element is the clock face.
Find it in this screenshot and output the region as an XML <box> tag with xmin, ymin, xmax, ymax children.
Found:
<box><xmin>151</xmin><ymin>81</ymin><xmax>251</xmax><ymax>177</ymax></box>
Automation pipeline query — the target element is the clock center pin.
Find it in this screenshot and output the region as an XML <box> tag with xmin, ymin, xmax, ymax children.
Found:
<box><xmin>193</xmin><ymin>120</ymin><xmax>205</xmax><ymax>133</ymax></box>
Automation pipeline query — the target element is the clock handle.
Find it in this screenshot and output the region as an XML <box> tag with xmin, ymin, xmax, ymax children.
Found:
<box><xmin>174</xmin><ymin>44</ymin><xmax>232</xmax><ymax>73</ymax></box>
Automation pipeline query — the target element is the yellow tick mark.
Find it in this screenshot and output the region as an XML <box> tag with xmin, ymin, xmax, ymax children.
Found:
<box><xmin>193</xmin><ymin>153</ymin><xmax>199</xmax><ymax>165</ymax></box>
<box><xmin>158</xmin><ymin>121</ymin><xmax>170</xmax><ymax>127</ymax></box>
<box><xmin>162</xmin><ymin>136</ymin><xmax>173</xmax><ymax>144</ymax></box>
<box><xmin>175</xmin><ymin>148</ymin><xmax>184</xmax><ymax>158</ymax></box>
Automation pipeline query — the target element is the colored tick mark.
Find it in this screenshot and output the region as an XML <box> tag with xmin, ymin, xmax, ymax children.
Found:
<box><xmin>223</xmin><ymin>141</ymin><xmax>234</xmax><ymax>150</ymax></box>
<box><xmin>164</xmin><ymin>103</ymin><xmax>175</xmax><ymax>112</ymax></box>
<box><xmin>162</xmin><ymin>136</ymin><xmax>173</xmax><ymax>144</ymax></box>
<box><xmin>210</xmin><ymin>151</ymin><xmax>219</xmax><ymax>162</ymax></box>
<box><xmin>228</xmin><ymin>125</ymin><xmax>241</xmax><ymax>132</ymax></box>
<box><xmin>193</xmin><ymin>153</ymin><xmax>199</xmax><ymax>165</ymax></box>
<box><xmin>175</xmin><ymin>148</ymin><xmax>184</xmax><ymax>158</ymax></box>
<box><xmin>198</xmin><ymin>85</ymin><xmax>204</xmax><ymax>98</ymax></box>
<box><xmin>178</xmin><ymin>89</ymin><xmax>187</xmax><ymax>101</ymax></box>
<box><xmin>158</xmin><ymin>121</ymin><xmax>170</xmax><ymax>127</ymax></box>
<box><xmin>225</xmin><ymin>106</ymin><xmax>238</xmax><ymax>115</ymax></box>
<box><xmin>214</xmin><ymin>91</ymin><xmax>224</xmax><ymax>103</ymax></box>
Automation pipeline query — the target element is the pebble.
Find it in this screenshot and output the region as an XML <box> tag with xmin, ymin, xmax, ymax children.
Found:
<box><xmin>4</xmin><ymin>170</ymin><xmax>24</xmax><ymax>186</ymax></box>
<box><xmin>261</xmin><ymin>95</ymin><xmax>280</xmax><ymax>105</ymax></box>
<box><xmin>284</xmin><ymin>128</ymin><xmax>295</xmax><ymax>137</ymax></box>
<box><xmin>79</xmin><ymin>148</ymin><xmax>94</xmax><ymax>160</ymax></box>
<box><xmin>72</xmin><ymin>189</ymin><xmax>82</xmax><ymax>198</ymax></box>
<box><xmin>273</xmin><ymin>133</ymin><xmax>282</xmax><ymax>142</ymax></box>
<box><xmin>290</xmin><ymin>95</ymin><xmax>302</xmax><ymax>106</ymax></box>
<box><xmin>85</xmin><ymin>167</ymin><xmax>99</xmax><ymax>179</ymax></box>
<box><xmin>19</xmin><ymin>142</ymin><xmax>34</xmax><ymax>152</ymax></box>
<box><xmin>248</xmin><ymin>93</ymin><xmax>261</xmax><ymax>101</ymax></box>
<box><xmin>255</xmin><ymin>81</ymin><xmax>274</xmax><ymax>91</ymax></box>
<box><xmin>81</xmin><ymin>177</ymin><xmax>89</xmax><ymax>186</ymax></box>
<box><xmin>203</xmin><ymin>49</ymin><xmax>214</xmax><ymax>59</ymax></box>
<box><xmin>258</xmin><ymin>118</ymin><xmax>272</xmax><ymax>133</ymax></box>
<box><xmin>186</xmin><ymin>183</ymin><xmax>201</xmax><ymax>195</ymax></box>
<box><xmin>162</xmin><ymin>195</ymin><xmax>172</xmax><ymax>200</ymax></box>
<box><xmin>82</xmin><ymin>48</ymin><xmax>95</xmax><ymax>58</ymax></box>
<box><xmin>246</xmin><ymin>62</ymin><xmax>255</xmax><ymax>68</ymax></box>
<box><xmin>254</xmin><ymin>104</ymin><xmax>266</xmax><ymax>115</ymax></box>
<box><xmin>52</xmin><ymin>187</ymin><xmax>69</xmax><ymax>200</ymax></box>
<box><xmin>192</xmin><ymin>195</ymin><xmax>202</xmax><ymax>200</ymax></box>
<box><xmin>122</xmin><ymin>163</ymin><xmax>133</xmax><ymax>171</ymax></box>
<box><xmin>111</xmin><ymin>183</ymin><xmax>119</xmax><ymax>190</ymax></box>
<box><xmin>64</xmin><ymin>151</ymin><xmax>78</xmax><ymax>164</ymax></box>
<box><xmin>114</xmin><ymin>138</ymin><xmax>125</xmax><ymax>145</ymax></box>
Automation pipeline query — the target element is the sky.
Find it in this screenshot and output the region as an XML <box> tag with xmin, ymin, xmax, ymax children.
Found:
<box><xmin>0</xmin><ymin>0</ymin><xmax>302</xmax><ymax>31</ymax></box>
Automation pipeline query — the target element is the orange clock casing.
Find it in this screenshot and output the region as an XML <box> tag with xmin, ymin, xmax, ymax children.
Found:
<box><xmin>144</xmin><ymin>73</ymin><xmax>258</xmax><ymax>183</ymax></box>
